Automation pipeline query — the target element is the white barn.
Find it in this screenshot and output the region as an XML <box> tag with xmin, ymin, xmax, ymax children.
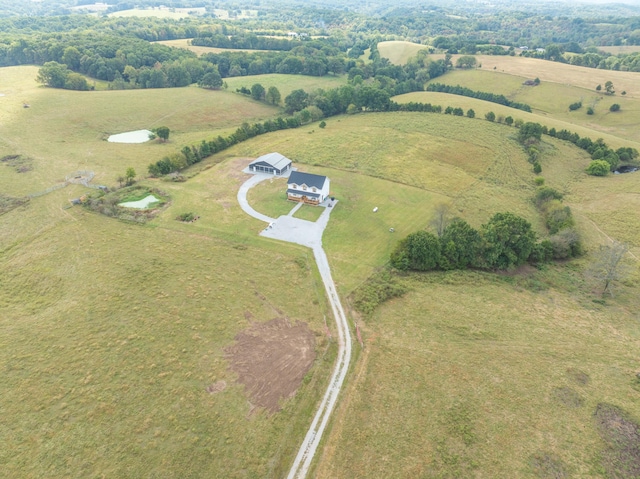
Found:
<box><xmin>248</xmin><ymin>152</ymin><xmax>292</xmax><ymax>175</ymax></box>
<box><xmin>287</xmin><ymin>171</ymin><xmax>330</xmax><ymax>205</ymax></box>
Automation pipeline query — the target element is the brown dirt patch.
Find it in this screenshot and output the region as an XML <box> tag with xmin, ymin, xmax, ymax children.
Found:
<box><xmin>206</xmin><ymin>380</ymin><xmax>227</xmax><ymax>394</ymax></box>
<box><xmin>594</xmin><ymin>403</ymin><xmax>640</xmax><ymax>478</ymax></box>
<box><xmin>225</xmin><ymin>318</ymin><xmax>316</xmax><ymax>413</ymax></box>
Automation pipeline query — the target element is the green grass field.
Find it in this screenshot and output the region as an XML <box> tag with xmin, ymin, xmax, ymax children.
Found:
<box><xmin>224</xmin><ymin>74</ymin><xmax>348</xmax><ymax>100</ymax></box>
<box><xmin>316</xmin><ymin>268</ymin><xmax>640</xmax><ymax>478</ymax></box>
<box><xmin>3</xmin><ymin>55</ymin><xmax>640</xmax><ymax>478</ymax></box>
<box><xmin>378</xmin><ymin>40</ymin><xmax>431</xmax><ymax>65</ymax></box>
<box><xmin>422</xmin><ymin>69</ymin><xmax>640</xmax><ymax>144</ymax></box>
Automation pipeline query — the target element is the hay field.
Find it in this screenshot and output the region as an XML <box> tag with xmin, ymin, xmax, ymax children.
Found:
<box><xmin>395</xmin><ymin>90</ymin><xmax>640</xmax><ymax>149</ymax></box>
<box><xmin>108</xmin><ymin>7</ymin><xmax>205</xmax><ymax>19</ymax></box>
<box><xmin>155</xmin><ymin>39</ymin><xmax>273</xmax><ymax>56</ymax></box>
<box><xmin>316</xmin><ymin>269</ymin><xmax>640</xmax><ymax>478</ymax></box>
<box><xmin>598</xmin><ymin>45</ymin><xmax>640</xmax><ymax>54</ymax></box>
<box><xmin>434</xmin><ymin>54</ymin><xmax>640</xmax><ymax>98</ymax></box>
<box><xmin>0</xmin><ymin>171</ymin><xmax>334</xmax><ymax>477</ymax></box>
<box><xmin>224</xmin><ymin>74</ymin><xmax>348</xmax><ymax>99</ymax></box>
<box><xmin>418</xmin><ymin>69</ymin><xmax>640</xmax><ymax>144</ymax></box>
<box><xmin>0</xmin><ymin>66</ymin><xmax>278</xmax><ymax>197</ymax></box>
<box><xmin>378</xmin><ymin>40</ymin><xmax>431</xmax><ymax>65</ymax></box>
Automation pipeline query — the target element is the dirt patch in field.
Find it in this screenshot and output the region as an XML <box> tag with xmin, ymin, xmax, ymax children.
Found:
<box><xmin>594</xmin><ymin>403</ymin><xmax>640</xmax><ymax>478</ymax></box>
<box><xmin>225</xmin><ymin>317</ymin><xmax>316</xmax><ymax>413</ymax></box>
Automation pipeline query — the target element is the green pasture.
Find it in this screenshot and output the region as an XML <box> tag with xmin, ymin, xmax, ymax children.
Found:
<box><xmin>424</xmin><ymin>69</ymin><xmax>640</xmax><ymax>144</ymax></box>
<box><xmin>317</xmin><ymin>269</ymin><xmax>640</xmax><ymax>478</ymax></box>
<box><xmin>0</xmin><ymin>66</ymin><xmax>278</xmax><ymax>197</ymax></box>
<box><xmin>378</xmin><ymin>40</ymin><xmax>431</xmax><ymax>65</ymax></box>
<box><xmin>0</xmin><ymin>183</ymin><xmax>333</xmax><ymax>478</ymax></box>
<box><xmin>394</xmin><ymin>91</ymin><xmax>640</xmax><ymax>150</ymax></box>
<box><xmin>224</xmin><ymin>74</ymin><xmax>348</xmax><ymax>100</ymax></box>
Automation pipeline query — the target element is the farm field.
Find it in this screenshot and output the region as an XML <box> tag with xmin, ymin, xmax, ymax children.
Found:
<box><xmin>224</xmin><ymin>73</ymin><xmax>348</xmax><ymax>99</ymax></box>
<box><xmin>0</xmin><ymin>66</ymin><xmax>278</xmax><ymax>197</ymax></box>
<box><xmin>3</xmin><ymin>47</ymin><xmax>640</xmax><ymax>479</ymax></box>
<box><xmin>393</xmin><ymin>92</ymin><xmax>640</xmax><ymax>148</ymax></box>
<box><xmin>316</xmin><ymin>268</ymin><xmax>640</xmax><ymax>478</ymax></box>
<box><xmin>416</xmin><ymin>70</ymin><xmax>640</xmax><ymax>145</ymax></box>
<box><xmin>0</xmin><ymin>178</ymin><xmax>334</xmax><ymax>478</ymax></box>
<box><xmin>377</xmin><ymin>40</ymin><xmax>431</xmax><ymax>65</ymax></box>
<box><xmin>155</xmin><ymin>39</ymin><xmax>274</xmax><ymax>56</ymax></box>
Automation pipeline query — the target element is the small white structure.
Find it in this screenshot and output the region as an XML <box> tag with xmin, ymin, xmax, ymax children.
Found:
<box><xmin>249</xmin><ymin>152</ymin><xmax>292</xmax><ymax>175</ymax></box>
<box><xmin>287</xmin><ymin>171</ymin><xmax>330</xmax><ymax>206</ymax></box>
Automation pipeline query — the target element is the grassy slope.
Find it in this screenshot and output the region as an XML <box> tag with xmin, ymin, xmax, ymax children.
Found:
<box><xmin>155</xmin><ymin>39</ymin><xmax>274</xmax><ymax>56</ymax></box>
<box><xmin>224</xmin><ymin>74</ymin><xmax>348</xmax><ymax>100</ymax></box>
<box><xmin>316</xmin><ymin>270</ymin><xmax>640</xmax><ymax>478</ymax></box>
<box><xmin>377</xmin><ymin>40</ymin><xmax>430</xmax><ymax>65</ymax></box>
<box><xmin>0</xmin><ymin>66</ymin><xmax>278</xmax><ymax>196</ymax></box>
<box><xmin>420</xmin><ymin>69</ymin><xmax>640</xmax><ymax>144</ymax></box>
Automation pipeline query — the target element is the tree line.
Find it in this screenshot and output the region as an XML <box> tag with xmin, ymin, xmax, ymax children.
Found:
<box><xmin>426</xmin><ymin>83</ymin><xmax>532</xmax><ymax>113</ymax></box>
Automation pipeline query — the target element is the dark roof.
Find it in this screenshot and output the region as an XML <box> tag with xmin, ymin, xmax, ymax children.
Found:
<box><xmin>249</xmin><ymin>152</ymin><xmax>291</xmax><ymax>170</ymax></box>
<box><xmin>287</xmin><ymin>189</ymin><xmax>320</xmax><ymax>198</ymax></box>
<box><xmin>288</xmin><ymin>171</ymin><xmax>328</xmax><ymax>190</ymax></box>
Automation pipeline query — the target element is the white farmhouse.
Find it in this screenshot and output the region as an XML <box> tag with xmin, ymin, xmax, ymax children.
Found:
<box><xmin>287</xmin><ymin>171</ymin><xmax>330</xmax><ymax>205</ymax></box>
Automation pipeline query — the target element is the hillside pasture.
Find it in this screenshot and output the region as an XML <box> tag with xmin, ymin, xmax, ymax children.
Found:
<box><xmin>224</xmin><ymin>74</ymin><xmax>348</xmax><ymax>100</ymax></box>
<box><xmin>0</xmin><ymin>66</ymin><xmax>278</xmax><ymax>197</ymax></box>
<box><xmin>423</xmin><ymin>69</ymin><xmax>640</xmax><ymax>144</ymax></box>
<box><xmin>316</xmin><ymin>270</ymin><xmax>640</xmax><ymax>478</ymax></box>
<box><xmin>108</xmin><ymin>7</ymin><xmax>204</xmax><ymax>19</ymax></box>
<box><xmin>377</xmin><ymin>40</ymin><xmax>431</xmax><ymax>65</ymax></box>
<box><xmin>598</xmin><ymin>45</ymin><xmax>640</xmax><ymax>54</ymax></box>
<box><xmin>0</xmin><ymin>177</ymin><xmax>333</xmax><ymax>478</ymax></box>
<box><xmin>430</xmin><ymin>54</ymin><xmax>640</xmax><ymax>99</ymax></box>
<box><xmin>155</xmin><ymin>39</ymin><xmax>274</xmax><ymax>56</ymax></box>
<box><xmin>394</xmin><ymin>91</ymin><xmax>640</xmax><ymax>150</ymax></box>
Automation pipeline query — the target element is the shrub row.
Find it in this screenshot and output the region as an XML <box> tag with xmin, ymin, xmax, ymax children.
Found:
<box><xmin>426</xmin><ymin>83</ymin><xmax>532</xmax><ymax>112</ymax></box>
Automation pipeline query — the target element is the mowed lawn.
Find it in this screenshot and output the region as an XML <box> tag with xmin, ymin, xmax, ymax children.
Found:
<box><xmin>0</xmin><ymin>177</ymin><xmax>333</xmax><ymax>478</ymax></box>
<box><xmin>316</xmin><ymin>270</ymin><xmax>640</xmax><ymax>478</ymax></box>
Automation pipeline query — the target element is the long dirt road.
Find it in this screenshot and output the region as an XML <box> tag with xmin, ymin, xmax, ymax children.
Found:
<box><xmin>237</xmin><ymin>173</ymin><xmax>352</xmax><ymax>479</ymax></box>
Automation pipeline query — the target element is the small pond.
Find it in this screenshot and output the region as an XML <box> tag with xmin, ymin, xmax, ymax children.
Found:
<box><xmin>119</xmin><ymin>195</ymin><xmax>160</xmax><ymax>209</ymax></box>
<box><xmin>107</xmin><ymin>129</ymin><xmax>153</xmax><ymax>144</ymax></box>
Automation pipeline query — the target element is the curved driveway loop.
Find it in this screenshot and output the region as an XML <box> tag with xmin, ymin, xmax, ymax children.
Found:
<box><xmin>237</xmin><ymin>173</ymin><xmax>352</xmax><ymax>479</ymax></box>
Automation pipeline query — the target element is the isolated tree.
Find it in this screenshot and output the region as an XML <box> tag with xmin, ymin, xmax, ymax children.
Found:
<box><xmin>505</xmin><ymin>116</ymin><xmax>514</xmax><ymax>126</ymax></box>
<box><xmin>485</xmin><ymin>111</ymin><xmax>496</xmax><ymax>122</ymax></box>
<box><xmin>116</xmin><ymin>175</ymin><xmax>125</xmax><ymax>188</ymax></box>
<box><xmin>482</xmin><ymin>212</ymin><xmax>537</xmax><ymax>270</ymax></box>
<box><xmin>587</xmin><ymin>107</ymin><xmax>595</xmax><ymax>115</ymax></box>
<box><xmin>604</xmin><ymin>81</ymin><xmax>615</xmax><ymax>95</ymax></box>
<box><xmin>154</xmin><ymin>126</ymin><xmax>170</xmax><ymax>142</ymax></box>
<box><xmin>430</xmin><ymin>203</ymin><xmax>452</xmax><ymax>237</ymax></box>
<box><xmin>125</xmin><ymin>167</ymin><xmax>136</xmax><ymax>186</ymax></box>
<box><xmin>466</xmin><ymin>108</ymin><xmax>475</xmax><ymax>118</ymax></box>
<box><xmin>319</xmin><ymin>120</ymin><xmax>327</xmax><ymax>129</ymax></box>
<box><xmin>250</xmin><ymin>83</ymin><xmax>265</xmax><ymax>101</ymax></box>
<box><xmin>609</xmin><ymin>103</ymin><xmax>621</xmax><ymax>112</ymax></box>
<box><xmin>586</xmin><ymin>160</ymin><xmax>610</xmax><ymax>176</ymax></box>
<box><xmin>198</xmin><ymin>70</ymin><xmax>222</xmax><ymax>89</ymax></box>
<box><xmin>588</xmin><ymin>241</ymin><xmax>629</xmax><ymax>297</ymax></box>
<box><xmin>265</xmin><ymin>86</ymin><xmax>281</xmax><ymax>105</ymax></box>
<box><xmin>596</xmin><ymin>84</ymin><xmax>602</xmax><ymax>92</ymax></box>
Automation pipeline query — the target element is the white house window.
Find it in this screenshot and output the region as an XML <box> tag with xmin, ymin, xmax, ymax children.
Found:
<box><xmin>312</xmin><ymin>187</ymin><xmax>317</xmax><ymax>192</ymax></box>
<box><xmin>292</xmin><ymin>184</ymin><xmax>297</xmax><ymax>188</ymax></box>
<box><xmin>302</xmin><ymin>185</ymin><xmax>307</xmax><ymax>190</ymax></box>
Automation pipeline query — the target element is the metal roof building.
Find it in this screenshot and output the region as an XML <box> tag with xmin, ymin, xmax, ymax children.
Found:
<box><xmin>248</xmin><ymin>152</ymin><xmax>292</xmax><ymax>175</ymax></box>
